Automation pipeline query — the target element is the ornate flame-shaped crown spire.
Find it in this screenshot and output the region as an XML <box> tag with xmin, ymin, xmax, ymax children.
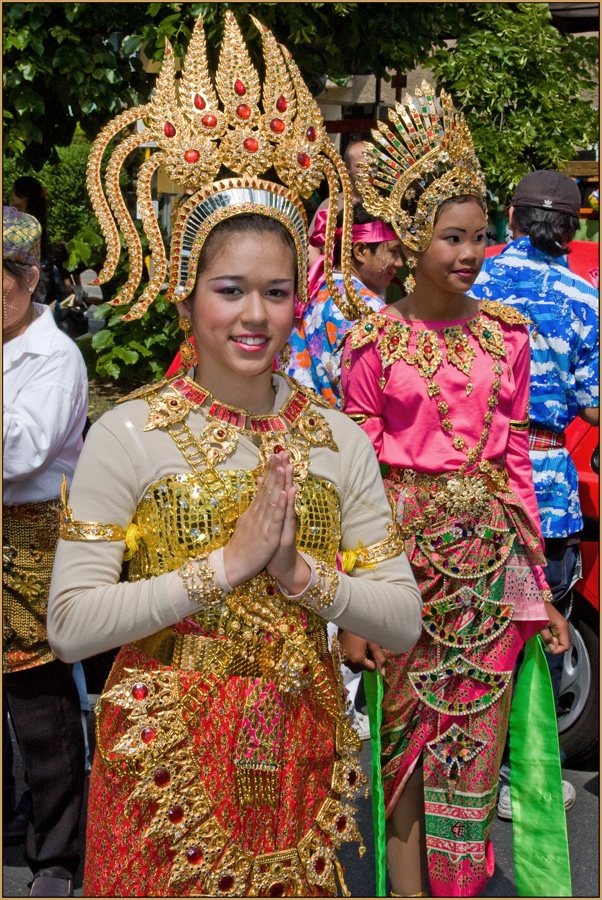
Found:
<box><xmin>87</xmin><ymin>12</ymin><xmax>368</xmax><ymax>321</ymax></box>
<box><xmin>357</xmin><ymin>80</ymin><xmax>487</xmax><ymax>252</ymax></box>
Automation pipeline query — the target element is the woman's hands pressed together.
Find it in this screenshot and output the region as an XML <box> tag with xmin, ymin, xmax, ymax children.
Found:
<box><xmin>222</xmin><ymin>451</ymin><xmax>311</xmax><ymax>595</ymax></box>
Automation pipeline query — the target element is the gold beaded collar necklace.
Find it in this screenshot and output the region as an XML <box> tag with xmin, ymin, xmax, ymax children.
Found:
<box><xmin>134</xmin><ymin>372</ymin><xmax>338</xmax><ymax>491</ymax></box>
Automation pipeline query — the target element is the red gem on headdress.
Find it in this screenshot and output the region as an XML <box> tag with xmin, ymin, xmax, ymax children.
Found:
<box><xmin>141</xmin><ymin>726</ymin><xmax>156</xmax><ymax>743</ymax></box>
<box><xmin>306</xmin><ymin>126</ymin><xmax>316</xmax><ymax>142</ymax></box>
<box><xmin>270</xmin><ymin>118</ymin><xmax>285</xmax><ymax>134</ymax></box>
<box><xmin>314</xmin><ymin>856</ymin><xmax>326</xmax><ymax>875</ymax></box>
<box><xmin>164</xmin><ymin>121</ymin><xmax>176</xmax><ymax>137</ymax></box>
<box><xmin>243</xmin><ymin>137</ymin><xmax>259</xmax><ymax>152</ymax></box>
<box><xmin>455</xmin><ymin>342</ymin><xmax>464</xmax><ymax>353</ymax></box>
<box><xmin>184</xmin><ymin>149</ymin><xmax>200</xmax><ymax>163</ymax></box>
<box><xmin>218</xmin><ymin>876</ymin><xmax>234</xmax><ymax>891</ymax></box>
<box><xmin>131</xmin><ymin>683</ymin><xmax>148</xmax><ymax>701</ymax></box>
<box><xmin>276</xmin><ymin>95</ymin><xmax>287</xmax><ymax>112</ymax></box>
<box><xmin>167</xmin><ymin>805</ymin><xmax>184</xmax><ymax>823</ymax></box>
<box><xmin>266</xmin><ymin>585</ymin><xmax>276</xmax><ymax>595</ymax></box>
<box><xmin>202</xmin><ymin>114</ymin><xmax>218</xmax><ymax>129</ymax></box>
<box><xmin>236</xmin><ymin>103</ymin><xmax>251</xmax><ymax>120</ymax></box>
<box><xmin>269</xmin><ymin>883</ymin><xmax>285</xmax><ymax>897</ymax></box>
<box><xmin>193</xmin><ymin>93</ymin><xmax>206</xmax><ymax>110</ymax></box>
<box><xmin>390</xmin><ymin>336</ymin><xmax>399</xmax><ymax>346</ymax></box>
<box><xmin>348</xmin><ymin>770</ymin><xmax>358</xmax><ymax>786</ymax></box>
<box><xmin>234</xmin><ymin>79</ymin><xmax>246</xmax><ymax>96</ymax></box>
<box><xmin>424</xmin><ymin>344</ymin><xmax>433</xmax><ymax>357</ymax></box>
<box><xmin>186</xmin><ymin>847</ymin><xmax>203</xmax><ymax>864</ymax></box>
<box><xmin>297</xmin><ymin>152</ymin><xmax>311</xmax><ymax>169</ymax></box>
<box><xmin>153</xmin><ymin>767</ymin><xmax>170</xmax><ymax>787</ymax></box>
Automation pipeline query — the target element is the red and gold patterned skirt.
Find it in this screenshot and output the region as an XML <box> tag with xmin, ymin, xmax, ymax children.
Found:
<box><xmin>85</xmin><ymin>629</ymin><xmax>365</xmax><ymax>897</ymax></box>
<box><xmin>380</xmin><ymin>467</ymin><xmax>548</xmax><ymax>897</ymax></box>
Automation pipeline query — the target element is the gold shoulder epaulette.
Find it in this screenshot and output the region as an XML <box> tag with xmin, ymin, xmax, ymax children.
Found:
<box><xmin>116</xmin><ymin>376</ymin><xmax>173</xmax><ymax>405</ymax></box>
<box><xmin>346</xmin><ymin>312</ymin><xmax>390</xmax><ymax>350</ymax></box>
<box><xmin>291</xmin><ymin>378</ymin><xmax>332</xmax><ymax>409</ymax></box>
<box><xmin>479</xmin><ymin>299</ymin><xmax>532</xmax><ymax>327</ymax></box>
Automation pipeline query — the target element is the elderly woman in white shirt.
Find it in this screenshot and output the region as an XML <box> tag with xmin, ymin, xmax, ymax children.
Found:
<box><xmin>2</xmin><ymin>206</ymin><xmax>88</xmax><ymax>898</ymax></box>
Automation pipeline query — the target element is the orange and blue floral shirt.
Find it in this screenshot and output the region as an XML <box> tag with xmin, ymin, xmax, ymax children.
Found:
<box><xmin>287</xmin><ymin>274</ymin><xmax>384</xmax><ymax>406</ymax></box>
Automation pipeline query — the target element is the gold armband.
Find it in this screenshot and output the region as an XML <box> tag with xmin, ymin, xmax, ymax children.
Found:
<box><xmin>341</xmin><ymin>525</ymin><xmax>403</xmax><ymax>573</ymax></box>
<box><xmin>59</xmin><ymin>475</ymin><xmax>126</xmax><ymax>542</ymax></box>
<box><xmin>540</xmin><ymin>589</ymin><xmax>554</xmax><ymax>604</ymax></box>
<box><xmin>301</xmin><ymin>560</ymin><xmax>340</xmax><ymax>612</ymax></box>
<box><xmin>509</xmin><ymin>417</ymin><xmax>530</xmax><ymax>431</ymax></box>
<box><xmin>178</xmin><ymin>554</ymin><xmax>223</xmax><ymax>608</ymax></box>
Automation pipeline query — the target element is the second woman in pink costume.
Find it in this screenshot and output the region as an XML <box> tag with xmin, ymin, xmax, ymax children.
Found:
<box><xmin>339</xmin><ymin>84</ymin><xmax>569</xmax><ymax>898</ymax></box>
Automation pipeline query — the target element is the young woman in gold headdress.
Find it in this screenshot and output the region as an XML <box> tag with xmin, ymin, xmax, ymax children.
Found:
<box><xmin>47</xmin><ymin>14</ymin><xmax>422</xmax><ymax>897</ymax></box>
<box><xmin>340</xmin><ymin>84</ymin><xmax>570</xmax><ymax>897</ymax></box>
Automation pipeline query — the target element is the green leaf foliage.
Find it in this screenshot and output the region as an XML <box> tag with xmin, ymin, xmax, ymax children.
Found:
<box><xmin>91</xmin><ymin>293</ymin><xmax>180</xmax><ymax>385</ymax></box>
<box><xmin>430</xmin><ymin>3</ymin><xmax>599</xmax><ymax>205</ymax></box>
<box><xmin>3</xmin><ymin>2</ymin><xmax>466</xmax><ymax>167</ymax></box>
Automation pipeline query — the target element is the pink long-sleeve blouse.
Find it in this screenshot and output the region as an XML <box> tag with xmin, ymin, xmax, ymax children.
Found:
<box><xmin>341</xmin><ymin>303</ymin><xmax>546</xmax><ymax>572</ymax></box>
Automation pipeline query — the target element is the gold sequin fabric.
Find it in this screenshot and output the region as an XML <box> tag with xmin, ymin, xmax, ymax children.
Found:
<box><xmin>130</xmin><ymin>471</ymin><xmax>341</xmax><ymax>580</ymax></box>
<box><xmin>2</xmin><ymin>501</ymin><xmax>60</xmax><ymax>672</ymax></box>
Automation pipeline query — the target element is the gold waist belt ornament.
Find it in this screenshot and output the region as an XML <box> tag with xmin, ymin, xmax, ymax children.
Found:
<box><xmin>133</xmin><ymin>624</ymin><xmax>330</xmax><ymax>676</ymax></box>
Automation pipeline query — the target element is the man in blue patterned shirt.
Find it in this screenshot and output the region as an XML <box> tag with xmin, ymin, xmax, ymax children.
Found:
<box><xmin>470</xmin><ymin>170</ymin><xmax>599</xmax><ymax>817</ymax></box>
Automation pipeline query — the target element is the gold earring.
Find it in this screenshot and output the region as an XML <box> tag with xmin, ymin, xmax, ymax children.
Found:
<box><xmin>178</xmin><ymin>317</ymin><xmax>197</xmax><ymax>369</ymax></box>
<box><xmin>403</xmin><ymin>255</ymin><xmax>417</xmax><ymax>295</ymax></box>
<box><xmin>277</xmin><ymin>341</ymin><xmax>291</xmax><ymax>370</ymax></box>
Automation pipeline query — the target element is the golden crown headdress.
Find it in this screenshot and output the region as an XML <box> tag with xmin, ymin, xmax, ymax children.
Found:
<box><xmin>357</xmin><ymin>80</ymin><xmax>487</xmax><ymax>252</ymax></box>
<box><xmin>87</xmin><ymin>12</ymin><xmax>368</xmax><ymax>321</ymax></box>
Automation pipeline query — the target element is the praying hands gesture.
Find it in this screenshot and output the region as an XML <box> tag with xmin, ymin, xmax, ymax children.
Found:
<box><xmin>222</xmin><ymin>451</ymin><xmax>311</xmax><ymax>595</ymax></box>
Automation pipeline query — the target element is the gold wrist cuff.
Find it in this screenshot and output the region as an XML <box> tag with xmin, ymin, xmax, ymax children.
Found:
<box><xmin>178</xmin><ymin>554</ymin><xmax>223</xmax><ymax>608</ymax></box>
<box><xmin>301</xmin><ymin>559</ymin><xmax>340</xmax><ymax>612</ymax></box>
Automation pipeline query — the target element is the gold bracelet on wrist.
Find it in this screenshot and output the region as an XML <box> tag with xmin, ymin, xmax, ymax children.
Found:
<box><xmin>178</xmin><ymin>554</ymin><xmax>223</xmax><ymax>608</ymax></box>
<box><xmin>301</xmin><ymin>559</ymin><xmax>340</xmax><ymax>612</ymax></box>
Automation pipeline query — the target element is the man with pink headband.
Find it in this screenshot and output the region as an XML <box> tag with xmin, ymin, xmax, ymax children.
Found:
<box><xmin>287</xmin><ymin>203</ymin><xmax>402</xmax><ymax>405</ymax></box>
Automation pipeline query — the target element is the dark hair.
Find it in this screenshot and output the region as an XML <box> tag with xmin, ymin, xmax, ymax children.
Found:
<box><xmin>333</xmin><ymin>202</ymin><xmax>382</xmax><ymax>267</ymax></box>
<box><xmin>434</xmin><ymin>193</ymin><xmax>486</xmax><ymax>225</ymax></box>
<box><xmin>511</xmin><ymin>206</ymin><xmax>578</xmax><ymax>258</ymax></box>
<box><xmin>196</xmin><ymin>214</ymin><xmax>297</xmax><ymax>285</ymax></box>
<box><xmin>3</xmin><ymin>258</ymin><xmax>47</xmax><ymax>304</ymax></box>
<box><xmin>13</xmin><ymin>177</ymin><xmax>48</xmax><ymax>257</ymax></box>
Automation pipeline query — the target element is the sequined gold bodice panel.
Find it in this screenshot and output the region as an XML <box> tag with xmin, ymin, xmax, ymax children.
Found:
<box><xmin>129</xmin><ymin>471</ymin><xmax>341</xmax><ymax>581</ymax></box>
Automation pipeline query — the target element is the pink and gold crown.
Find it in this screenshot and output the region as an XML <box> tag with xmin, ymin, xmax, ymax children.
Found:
<box><xmin>357</xmin><ymin>81</ymin><xmax>487</xmax><ymax>252</ymax></box>
<box><xmin>87</xmin><ymin>12</ymin><xmax>368</xmax><ymax>321</ymax></box>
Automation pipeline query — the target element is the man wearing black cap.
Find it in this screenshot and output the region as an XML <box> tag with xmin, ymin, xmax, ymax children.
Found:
<box><xmin>470</xmin><ymin>170</ymin><xmax>599</xmax><ymax>819</ymax></box>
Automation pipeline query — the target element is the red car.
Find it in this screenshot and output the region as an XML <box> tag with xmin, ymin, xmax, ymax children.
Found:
<box><xmin>558</xmin><ymin>417</ymin><xmax>599</xmax><ymax>765</ymax></box>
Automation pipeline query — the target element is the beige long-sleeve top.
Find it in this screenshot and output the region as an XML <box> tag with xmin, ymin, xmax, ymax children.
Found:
<box><xmin>48</xmin><ymin>374</ymin><xmax>422</xmax><ymax>663</ymax></box>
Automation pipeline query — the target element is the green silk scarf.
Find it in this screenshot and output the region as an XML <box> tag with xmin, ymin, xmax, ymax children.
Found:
<box><xmin>364</xmin><ymin>669</ymin><xmax>387</xmax><ymax>897</ymax></box>
<box><xmin>509</xmin><ymin>634</ymin><xmax>572</xmax><ymax>897</ymax></box>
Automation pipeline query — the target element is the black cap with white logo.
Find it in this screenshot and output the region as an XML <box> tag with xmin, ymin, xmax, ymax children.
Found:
<box><xmin>511</xmin><ymin>170</ymin><xmax>581</xmax><ymax>218</ymax></box>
